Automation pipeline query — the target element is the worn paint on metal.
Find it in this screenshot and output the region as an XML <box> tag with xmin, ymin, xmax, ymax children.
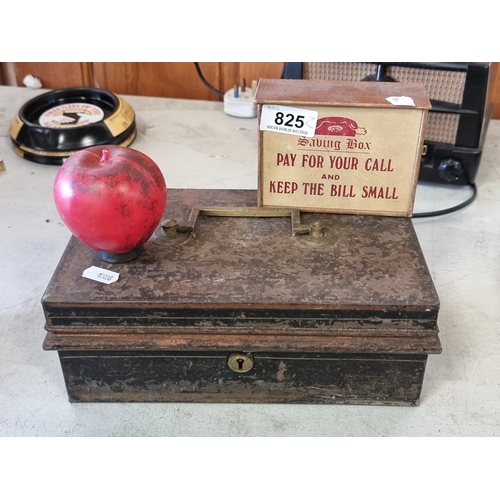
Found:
<box><xmin>42</xmin><ymin>189</ymin><xmax>441</xmax><ymax>405</ymax></box>
<box><xmin>59</xmin><ymin>350</ymin><xmax>427</xmax><ymax>406</ymax></box>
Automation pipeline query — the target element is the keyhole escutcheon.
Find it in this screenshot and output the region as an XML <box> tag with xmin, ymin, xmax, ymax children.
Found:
<box><xmin>227</xmin><ymin>353</ymin><xmax>254</xmax><ymax>373</ymax></box>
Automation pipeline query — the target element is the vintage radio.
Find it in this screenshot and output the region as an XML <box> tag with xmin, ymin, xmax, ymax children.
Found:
<box><xmin>282</xmin><ymin>62</ymin><xmax>494</xmax><ymax>185</ymax></box>
<box><xmin>42</xmin><ymin>189</ymin><xmax>441</xmax><ymax>406</ymax></box>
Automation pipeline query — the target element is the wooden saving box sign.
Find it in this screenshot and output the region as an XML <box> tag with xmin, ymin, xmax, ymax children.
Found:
<box><xmin>255</xmin><ymin>79</ymin><xmax>431</xmax><ymax>216</ymax></box>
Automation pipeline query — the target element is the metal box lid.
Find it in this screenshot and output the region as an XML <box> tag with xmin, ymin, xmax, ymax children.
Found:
<box><xmin>42</xmin><ymin>189</ymin><xmax>440</xmax><ymax>354</ymax></box>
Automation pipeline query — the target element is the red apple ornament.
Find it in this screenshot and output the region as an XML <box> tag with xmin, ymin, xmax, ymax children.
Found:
<box><xmin>53</xmin><ymin>145</ymin><xmax>167</xmax><ymax>262</ymax></box>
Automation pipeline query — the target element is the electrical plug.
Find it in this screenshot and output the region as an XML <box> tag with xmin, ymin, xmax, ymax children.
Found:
<box><xmin>223</xmin><ymin>79</ymin><xmax>258</xmax><ymax>118</ymax></box>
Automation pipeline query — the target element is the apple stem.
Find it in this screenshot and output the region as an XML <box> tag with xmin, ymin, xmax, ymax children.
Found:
<box><xmin>101</xmin><ymin>150</ymin><xmax>109</xmax><ymax>162</ymax></box>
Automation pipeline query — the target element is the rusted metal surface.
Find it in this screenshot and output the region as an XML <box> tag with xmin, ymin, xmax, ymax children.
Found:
<box><xmin>43</xmin><ymin>331</ymin><xmax>441</xmax><ymax>354</ymax></box>
<box><xmin>42</xmin><ymin>189</ymin><xmax>439</xmax><ymax>335</ymax></box>
<box><xmin>42</xmin><ymin>189</ymin><xmax>441</xmax><ymax>405</ymax></box>
<box><xmin>59</xmin><ymin>350</ymin><xmax>427</xmax><ymax>406</ymax></box>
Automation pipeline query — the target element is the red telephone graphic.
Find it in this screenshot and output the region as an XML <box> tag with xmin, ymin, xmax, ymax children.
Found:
<box><xmin>315</xmin><ymin>117</ymin><xmax>367</xmax><ymax>136</ymax></box>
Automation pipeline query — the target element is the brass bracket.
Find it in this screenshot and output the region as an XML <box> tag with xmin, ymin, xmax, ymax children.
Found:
<box><xmin>153</xmin><ymin>206</ymin><xmax>336</xmax><ymax>249</ymax></box>
<box><xmin>174</xmin><ymin>206</ymin><xmax>312</xmax><ymax>236</ymax></box>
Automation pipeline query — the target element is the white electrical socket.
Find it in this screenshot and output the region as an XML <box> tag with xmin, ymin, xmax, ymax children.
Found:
<box><xmin>223</xmin><ymin>85</ymin><xmax>257</xmax><ymax>118</ymax></box>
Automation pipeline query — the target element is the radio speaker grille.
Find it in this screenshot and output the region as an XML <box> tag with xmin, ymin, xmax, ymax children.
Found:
<box><xmin>283</xmin><ymin>62</ymin><xmax>493</xmax><ymax>185</ymax></box>
<box><xmin>302</xmin><ymin>62</ymin><xmax>466</xmax><ymax>144</ymax></box>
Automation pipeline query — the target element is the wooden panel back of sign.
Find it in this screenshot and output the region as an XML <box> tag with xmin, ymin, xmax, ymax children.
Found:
<box><xmin>255</xmin><ymin>79</ymin><xmax>431</xmax><ymax>217</ymax></box>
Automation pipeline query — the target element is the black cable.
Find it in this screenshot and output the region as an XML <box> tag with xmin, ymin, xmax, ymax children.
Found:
<box><xmin>412</xmin><ymin>183</ymin><xmax>477</xmax><ymax>218</ymax></box>
<box><xmin>193</xmin><ymin>62</ymin><xmax>225</xmax><ymax>98</ymax></box>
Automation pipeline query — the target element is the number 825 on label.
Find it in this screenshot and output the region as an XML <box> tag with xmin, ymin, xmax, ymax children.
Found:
<box><xmin>260</xmin><ymin>105</ymin><xmax>318</xmax><ymax>138</ymax></box>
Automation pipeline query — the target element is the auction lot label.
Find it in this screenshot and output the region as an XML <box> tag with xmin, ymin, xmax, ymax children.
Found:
<box><xmin>259</xmin><ymin>105</ymin><xmax>425</xmax><ymax>217</ymax></box>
